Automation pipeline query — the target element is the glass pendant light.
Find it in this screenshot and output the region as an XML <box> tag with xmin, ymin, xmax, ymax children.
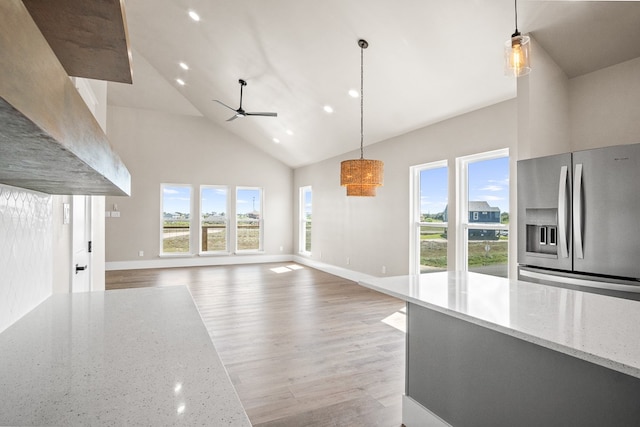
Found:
<box><xmin>340</xmin><ymin>39</ymin><xmax>384</xmax><ymax>197</ymax></box>
<box><xmin>505</xmin><ymin>0</ymin><xmax>531</xmax><ymax>77</ymax></box>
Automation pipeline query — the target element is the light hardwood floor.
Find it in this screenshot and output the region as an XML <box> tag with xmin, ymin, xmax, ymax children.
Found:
<box><xmin>106</xmin><ymin>263</ymin><xmax>406</xmax><ymax>426</ymax></box>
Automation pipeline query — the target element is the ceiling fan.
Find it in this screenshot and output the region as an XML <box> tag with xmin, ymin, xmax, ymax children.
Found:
<box><xmin>214</xmin><ymin>79</ymin><xmax>278</xmax><ymax>122</ymax></box>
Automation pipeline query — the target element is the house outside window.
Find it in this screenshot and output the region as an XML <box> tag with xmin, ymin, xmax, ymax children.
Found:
<box><xmin>299</xmin><ymin>186</ymin><xmax>312</xmax><ymax>254</ymax></box>
<box><xmin>236</xmin><ymin>187</ymin><xmax>263</xmax><ymax>252</ymax></box>
<box><xmin>456</xmin><ymin>149</ymin><xmax>509</xmax><ymax>278</ymax></box>
<box><xmin>161</xmin><ymin>184</ymin><xmax>192</xmax><ymax>255</ymax></box>
<box><xmin>410</xmin><ymin>160</ymin><xmax>448</xmax><ymax>274</ymax></box>
<box><xmin>200</xmin><ymin>186</ymin><xmax>229</xmax><ymax>253</ymax></box>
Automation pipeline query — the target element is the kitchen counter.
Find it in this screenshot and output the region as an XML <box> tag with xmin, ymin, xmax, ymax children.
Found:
<box><xmin>360</xmin><ymin>271</ymin><xmax>640</xmax><ymax>378</ymax></box>
<box><xmin>0</xmin><ymin>286</ymin><xmax>250</xmax><ymax>426</ymax></box>
<box><xmin>360</xmin><ymin>272</ymin><xmax>640</xmax><ymax>426</ymax></box>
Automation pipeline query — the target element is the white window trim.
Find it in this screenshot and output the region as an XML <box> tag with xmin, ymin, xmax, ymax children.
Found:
<box><xmin>409</xmin><ymin>160</ymin><xmax>448</xmax><ymax>275</ymax></box>
<box><xmin>199</xmin><ymin>185</ymin><xmax>230</xmax><ymax>255</ymax></box>
<box><xmin>235</xmin><ymin>186</ymin><xmax>264</xmax><ymax>253</ymax></box>
<box><xmin>160</xmin><ymin>183</ymin><xmax>194</xmax><ymax>257</ymax></box>
<box><xmin>455</xmin><ymin>148</ymin><xmax>509</xmax><ymax>273</ymax></box>
<box><xmin>299</xmin><ymin>186</ymin><xmax>312</xmax><ymax>255</ymax></box>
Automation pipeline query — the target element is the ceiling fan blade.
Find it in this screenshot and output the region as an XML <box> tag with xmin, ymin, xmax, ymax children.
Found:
<box><xmin>226</xmin><ymin>114</ymin><xmax>240</xmax><ymax>122</ymax></box>
<box><xmin>214</xmin><ymin>99</ymin><xmax>238</xmax><ymax>112</ymax></box>
<box><xmin>245</xmin><ymin>112</ymin><xmax>278</xmax><ymax>117</ymax></box>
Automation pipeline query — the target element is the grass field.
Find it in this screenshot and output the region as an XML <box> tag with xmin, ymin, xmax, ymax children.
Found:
<box><xmin>162</xmin><ymin>225</ymin><xmax>259</xmax><ymax>252</ymax></box>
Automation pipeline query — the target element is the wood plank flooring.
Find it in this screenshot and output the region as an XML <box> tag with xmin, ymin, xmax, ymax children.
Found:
<box><xmin>106</xmin><ymin>263</ymin><xmax>406</xmax><ymax>426</ymax></box>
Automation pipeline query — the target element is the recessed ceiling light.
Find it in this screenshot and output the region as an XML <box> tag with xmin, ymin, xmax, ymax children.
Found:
<box><xmin>286</xmin><ymin>129</ymin><xmax>294</xmax><ymax>136</ymax></box>
<box><xmin>272</xmin><ymin>138</ymin><xmax>280</xmax><ymax>144</ymax></box>
<box><xmin>179</xmin><ymin>62</ymin><xmax>189</xmax><ymax>70</ymax></box>
<box><xmin>188</xmin><ymin>10</ymin><xmax>200</xmax><ymax>21</ymax></box>
<box><xmin>348</xmin><ymin>89</ymin><xmax>359</xmax><ymax>98</ymax></box>
<box><xmin>176</xmin><ymin>78</ymin><xmax>185</xmax><ymax>86</ymax></box>
<box><xmin>323</xmin><ymin>105</ymin><xmax>334</xmax><ymax>114</ymax></box>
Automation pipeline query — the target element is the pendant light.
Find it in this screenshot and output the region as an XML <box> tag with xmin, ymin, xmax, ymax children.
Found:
<box><xmin>504</xmin><ymin>0</ymin><xmax>531</xmax><ymax>77</ymax></box>
<box><xmin>340</xmin><ymin>39</ymin><xmax>384</xmax><ymax>197</ymax></box>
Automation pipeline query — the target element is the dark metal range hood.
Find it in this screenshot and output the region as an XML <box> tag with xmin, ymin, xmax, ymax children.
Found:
<box><xmin>0</xmin><ymin>0</ymin><xmax>132</xmax><ymax>196</ymax></box>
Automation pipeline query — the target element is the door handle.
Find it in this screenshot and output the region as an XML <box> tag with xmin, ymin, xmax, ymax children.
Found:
<box><xmin>573</xmin><ymin>163</ymin><xmax>584</xmax><ymax>259</ymax></box>
<box><xmin>557</xmin><ymin>165</ymin><xmax>569</xmax><ymax>258</ymax></box>
<box><xmin>75</xmin><ymin>264</ymin><xmax>88</xmax><ymax>274</ymax></box>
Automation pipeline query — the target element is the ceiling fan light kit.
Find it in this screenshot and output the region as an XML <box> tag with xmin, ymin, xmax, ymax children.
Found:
<box><xmin>214</xmin><ymin>79</ymin><xmax>278</xmax><ymax>121</ymax></box>
<box><xmin>505</xmin><ymin>0</ymin><xmax>531</xmax><ymax>77</ymax></box>
<box><xmin>340</xmin><ymin>39</ymin><xmax>384</xmax><ymax>197</ymax></box>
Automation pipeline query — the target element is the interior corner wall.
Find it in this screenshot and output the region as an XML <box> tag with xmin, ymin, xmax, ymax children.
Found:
<box><xmin>516</xmin><ymin>37</ymin><xmax>571</xmax><ymax>161</ymax></box>
<box><xmin>293</xmin><ymin>99</ymin><xmax>517</xmax><ymax>278</ymax></box>
<box><xmin>0</xmin><ymin>184</ymin><xmax>53</xmax><ymax>333</ymax></box>
<box><xmin>104</xmin><ymin>106</ymin><xmax>293</xmax><ymax>266</ymax></box>
<box><xmin>569</xmin><ymin>56</ymin><xmax>640</xmax><ymax>152</ymax></box>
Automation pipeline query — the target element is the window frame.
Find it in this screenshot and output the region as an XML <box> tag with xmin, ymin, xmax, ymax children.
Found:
<box><xmin>235</xmin><ymin>186</ymin><xmax>264</xmax><ymax>253</ymax></box>
<box><xmin>455</xmin><ymin>148</ymin><xmax>509</xmax><ymax>274</ymax></box>
<box><xmin>299</xmin><ymin>186</ymin><xmax>312</xmax><ymax>255</ymax></box>
<box><xmin>160</xmin><ymin>183</ymin><xmax>194</xmax><ymax>257</ymax></box>
<box><xmin>409</xmin><ymin>160</ymin><xmax>449</xmax><ymax>275</ymax></box>
<box><xmin>199</xmin><ymin>185</ymin><xmax>230</xmax><ymax>255</ymax></box>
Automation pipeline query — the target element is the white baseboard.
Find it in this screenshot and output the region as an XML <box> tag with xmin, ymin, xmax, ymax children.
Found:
<box><xmin>106</xmin><ymin>254</ymin><xmax>293</xmax><ymax>271</ymax></box>
<box><xmin>402</xmin><ymin>395</ymin><xmax>451</xmax><ymax>427</ymax></box>
<box><xmin>292</xmin><ymin>255</ymin><xmax>377</xmax><ymax>283</ymax></box>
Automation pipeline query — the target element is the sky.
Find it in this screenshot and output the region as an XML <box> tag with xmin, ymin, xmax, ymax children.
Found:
<box><xmin>162</xmin><ymin>186</ymin><xmax>262</xmax><ymax>216</ymax></box>
<box><xmin>420</xmin><ymin>156</ymin><xmax>509</xmax><ymax>215</ymax></box>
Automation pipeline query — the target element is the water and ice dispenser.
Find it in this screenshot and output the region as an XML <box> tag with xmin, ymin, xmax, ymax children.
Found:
<box><xmin>524</xmin><ymin>208</ymin><xmax>559</xmax><ymax>257</ymax></box>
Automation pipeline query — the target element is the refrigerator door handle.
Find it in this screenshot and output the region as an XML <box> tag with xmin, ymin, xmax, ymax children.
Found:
<box><xmin>573</xmin><ymin>163</ymin><xmax>584</xmax><ymax>259</ymax></box>
<box><xmin>558</xmin><ymin>165</ymin><xmax>569</xmax><ymax>258</ymax></box>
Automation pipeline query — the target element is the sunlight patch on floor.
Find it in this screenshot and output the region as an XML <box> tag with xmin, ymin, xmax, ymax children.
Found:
<box><xmin>270</xmin><ymin>266</ymin><xmax>292</xmax><ymax>274</ymax></box>
<box><xmin>270</xmin><ymin>264</ymin><xmax>304</xmax><ymax>274</ymax></box>
<box><xmin>382</xmin><ymin>311</ymin><xmax>406</xmax><ymax>333</ymax></box>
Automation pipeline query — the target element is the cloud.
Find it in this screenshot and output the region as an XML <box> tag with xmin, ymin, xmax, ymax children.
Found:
<box><xmin>479</xmin><ymin>185</ymin><xmax>502</xmax><ymax>192</ymax></box>
<box><xmin>163</xmin><ymin>188</ymin><xmax>180</xmax><ymax>194</ymax></box>
<box><xmin>480</xmin><ymin>195</ymin><xmax>504</xmax><ymax>201</ymax></box>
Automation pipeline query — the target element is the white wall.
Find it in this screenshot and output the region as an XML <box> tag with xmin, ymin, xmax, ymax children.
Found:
<box><xmin>0</xmin><ymin>185</ymin><xmax>52</xmax><ymax>333</ymax></box>
<box><xmin>104</xmin><ymin>106</ymin><xmax>293</xmax><ymax>268</ymax></box>
<box><xmin>294</xmin><ymin>99</ymin><xmax>518</xmax><ymax>278</ymax></box>
<box><xmin>517</xmin><ymin>37</ymin><xmax>571</xmax><ymax>161</ymax></box>
<box><xmin>570</xmin><ymin>56</ymin><xmax>640</xmax><ymax>152</ymax></box>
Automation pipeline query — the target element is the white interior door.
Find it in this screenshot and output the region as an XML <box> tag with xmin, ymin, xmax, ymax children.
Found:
<box><xmin>71</xmin><ymin>195</ymin><xmax>92</xmax><ymax>292</ymax></box>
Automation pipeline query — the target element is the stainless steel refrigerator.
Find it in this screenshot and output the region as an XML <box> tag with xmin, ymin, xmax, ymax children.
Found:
<box><xmin>517</xmin><ymin>143</ymin><xmax>640</xmax><ymax>299</ymax></box>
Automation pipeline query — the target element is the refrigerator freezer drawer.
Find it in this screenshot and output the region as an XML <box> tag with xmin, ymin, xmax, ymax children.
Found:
<box><xmin>518</xmin><ymin>266</ymin><xmax>640</xmax><ymax>301</ymax></box>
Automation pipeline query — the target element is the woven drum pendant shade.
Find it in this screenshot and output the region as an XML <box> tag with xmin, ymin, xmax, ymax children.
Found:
<box><xmin>340</xmin><ymin>159</ymin><xmax>384</xmax><ymax>197</ymax></box>
<box><xmin>341</xmin><ymin>39</ymin><xmax>384</xmax><ymax>197</ymax></box>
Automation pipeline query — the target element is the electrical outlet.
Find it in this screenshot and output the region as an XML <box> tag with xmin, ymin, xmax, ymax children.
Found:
<box><xmin>111</xmin><ymin>211</ymin><xmax>120</xmax><ymax>218</ymax></box>
<box><xmin>346</xmin><ymin>257</ymin><xmax>350</xmax><ymax>265</ymax></box>
<box><xmin>279</xmin><ymin>246</ymin><xmax>283</xmax><ymax>252</ymax></box>
<box><xmin>138</xmin><ymin>251</ymin><xmax>144</xmax><ymax>257</ymax></box>
<box><xmin>382</xmin><ymin>266</ymin><xmax>386</xmax><ymax>274</ymax></box>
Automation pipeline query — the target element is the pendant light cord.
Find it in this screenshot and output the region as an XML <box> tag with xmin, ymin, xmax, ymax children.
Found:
<box><xmin>514</xmin><ymin>0</ymin><xmax>519</xmax><ymax>33</ymax></box>
<box><xmin>360</xmin><ymin>43</ymin><xmax>364</xmax><ymax>160</ymax></box>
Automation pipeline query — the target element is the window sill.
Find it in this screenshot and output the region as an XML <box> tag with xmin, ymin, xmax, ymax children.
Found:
<box><xmin>159</xmin><ymin>253</ymin><xmax>194</xmax><ymax>258</ymax></box>
<box><xmin>199</xmin><ymin>252</ymin><xmax>232</xmax><ymax>257</ymax></box>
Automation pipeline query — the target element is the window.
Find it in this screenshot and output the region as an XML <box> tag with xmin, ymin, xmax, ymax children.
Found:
<box><xmin>236</xmin><ymin>187</ymin><xmax>263</xmax><ymax>251</ymax></box>
<box><xmin>410</xmin><ymin>160</ymin><xmax>448</xmax><ymax>274</ymax></box>
<box><xmin>161</xmin><ymin>184</ymin><xmax>192</xmax><ymax>254</ymax></box>
<box><xmin>457</xmin><ymin>149</ymin><xmax>509</xmax><ymax>278</ymax></box>
<box><xmin>200</xmin><ymin>186</ymin><xmax>228</xmax><ymax>253</ymax></box>
<box><xmin>299</xmin><ymin>186</ymin><xmax>312</xmax><ymax>254</ymax></box>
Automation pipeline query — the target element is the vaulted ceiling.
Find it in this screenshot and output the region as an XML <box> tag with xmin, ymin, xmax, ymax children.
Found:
<box><xmin>108</xmin><ymin>0</ymin><xmax>640</xmax><ymax>168</ymax></box>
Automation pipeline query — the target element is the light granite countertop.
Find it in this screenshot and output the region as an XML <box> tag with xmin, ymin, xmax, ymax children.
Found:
<box><xmin>359</xmin><ymin>271</ymin><xmax>640</xmax><ymax>379</ymax></box>
<box><xmin>0</xmin><ymin>286</ymin><xmax>250</xmax><ymax>426</ymax></box>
